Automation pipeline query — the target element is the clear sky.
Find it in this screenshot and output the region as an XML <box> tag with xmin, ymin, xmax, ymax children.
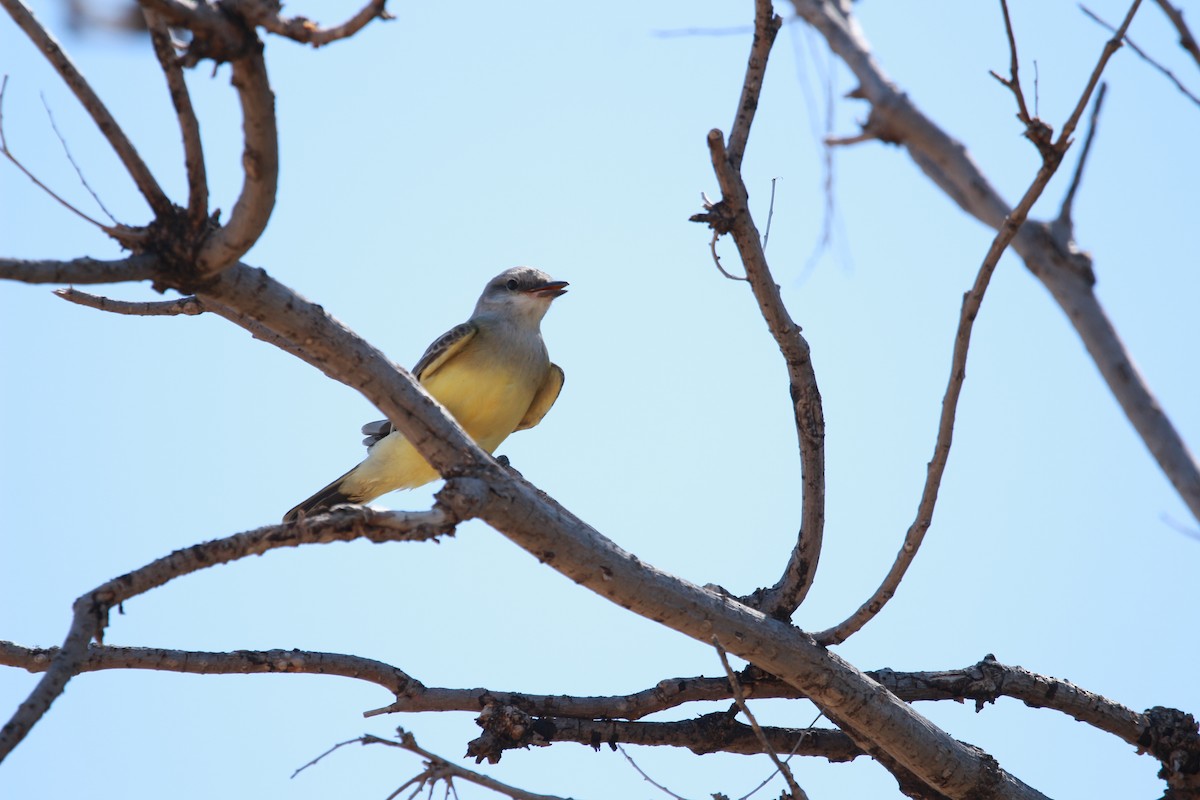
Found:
<box><xmin>2</xmin><ymin>1</ymin><xmax>1198</xmax><ymax>798</ymax></box>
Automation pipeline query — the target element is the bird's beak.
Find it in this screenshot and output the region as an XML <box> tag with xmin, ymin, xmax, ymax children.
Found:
<box><xmin>527</xmin><ymin>280</ymin><xmax>569</xmax><ymax>299</ymax></box>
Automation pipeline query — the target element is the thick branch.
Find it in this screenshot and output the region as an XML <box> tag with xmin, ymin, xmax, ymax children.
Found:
<box><xmin>435</xmin><ymin>475</ymin><xmax>1048</xmax><ymax>800</ymax></box>
<box><xmin>195</xmin><ymin>49</ymin><xmax>278</xmax><ymax>275</ymax></box>
<box><xmin>468</xmin><ymin>706</ymin><xmax>862</xmax><ymax>763</ymax></box>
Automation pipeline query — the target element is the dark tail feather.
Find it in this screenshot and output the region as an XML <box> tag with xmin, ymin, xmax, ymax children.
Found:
<box><xmin>283</xmin><ymin>469</ymin><xmax>357</xmax><ymax>522</ymax></box>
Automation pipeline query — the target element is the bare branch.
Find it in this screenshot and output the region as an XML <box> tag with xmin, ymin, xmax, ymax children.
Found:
<box><xmin>1155</xmin><ymin>0</ymin><xmax>1200</xmax><ymax>69</ymax></box>
<box><xmin>814</xmin><ymin>5</ymin><xmax>1140</xmax><ymax>646</ymax></box>
<box><xmin>726</xmin><ymin>0</ymin><xmax>783</xmax><ymax>171</ymax></box>
<box><xmin>0</xmin><ymin>642</ymin><xmax>419</xmax><ymax>696</ymax></box>
<box><xmin>39</xmin><ymin>91</ymin><xmax>117</xmax><ymax>224</ymax></box>
<box><xmin>1</xmin><ymin>0</ymin><xmax>173</xmax><ymax>218</ymax></box>
<box><xmin>195</xmin><ymin>49</ymin><xmax>278</xmax><ymax>276</ymax></box>
<box><xmin>692</xmin><ymin>6</ymin><xmax>827</xmax><ymax>619</ymax></box>
<box><xmin>791</xmin><ymin>0</ymin><xmax>1200</xmax><ymax>521</ymax></box>
<box><xmin>238</xmin><ymin>0</ymin><xmax>395</xmax><ymax>48</ymax></box>
<box><xmin>0</xmin><ymin>77</ymin><xmax>111</xmax><ymax>231</ymax></box>
<box><xmin>714</xmin><ymin>637</ymin><xmax>808</xmax><ymax>800</ymax></box>
<box><xmin>54</xmin><ymin>287</ymin><xmax>205</xmax><ymax>316</ymax></box>
<box><xmin>0</xmin><ymin>507</ymin><xmax>455</xmax><ymax>760</ymax></box>
<box><xmin>1081</xmin><ymin>5</ymin><xmax>1200</xmax><ymax>107</ymax></box>
<box><xmin>1053</xmin><ymin>83</ymin><xmax>1107</xmax><ymax>239</ymax></box>
<box><xmin>0</xmin><ymin>254</ymin><xmax>159</xmax><ymax>284</ymax></box>
<box><xmin>990</xmin><ymin>0</ymin><xmax>1055</xmax><ymax>157</ymax></box>
<box><xmin>143</xmin><ymin>7</ymin><xmax>209</xmax><ymax>228</ymax></box>
<box><xmin>363</xmin><ymin>729</ymin><xmax>572</xmax><ymax>800</ymax></box>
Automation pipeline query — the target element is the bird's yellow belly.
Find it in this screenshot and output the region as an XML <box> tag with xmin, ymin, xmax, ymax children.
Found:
<box><xmin>341</xmin><ymin>360</ymin><xmax>539</xmax><ymax>500</ymax></box>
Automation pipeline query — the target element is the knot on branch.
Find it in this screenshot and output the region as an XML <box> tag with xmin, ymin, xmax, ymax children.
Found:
<box><xmin>139</xmin><ymin>207</ymin><xmax>223</xmax><ymax>294</ymax></box>
<box><xmin>1139</xmin><ymin>707</ymin><xmax>1200</xmax><ymax>792</ymax></box>
<box><xmin>689</xmin><ymin>197</ymin><xmax>735</xmax><ymax>235</ymax></box>
<box><xmin>466</xmin><ymin>704</ymin><xmax>558</xmax><ymax>764</ymax></box>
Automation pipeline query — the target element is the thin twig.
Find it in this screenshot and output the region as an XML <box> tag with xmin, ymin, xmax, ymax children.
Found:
<box><xmin>0</xmin><ymin>77</ymin><xmax>109</xmax><ymax>230</ymax></box>
<box><xmin>1054</xmin><ymin>83</ymin><xmax>1107</xmax><ymax>237</ymax></box>
<box><xmin>990</xmin><ymin>0</ymin><xmax>1055</xmax><ymax>157</ymax></box>
<box><xmin>617</xmin><ymin>744</ymin><xmax>690</xmax><ymax>800</ymax></box>
<box><xmin>815</xmin><ymin>0</ymin><xmax>1144</xmax><ymax>647</ymax></box>
<box><xmin>245</xmin><ymin>0</ymin><xmax>395</xmax><ymax>47</ymax></box>
<box><xmin>361</xmin><ymin>730</ymin><xmax>570</xmax><ymax>800</ymax></box>
<box><xmin>727</xmin><ymin>0</ymin><xmax>783</xmax><ymax>171</ymax></box>
<box><xmin>761</xmin><ymin>177</ymin><xmax>778</xmax><ymax>249</ymax></box>
<box><xmin>1081</xmin><ymin>4</ymin><xmax>1200</xmax><ymax>107</ymax></box>
<box><xmin>1155</xmin><ymin>0</ymin><xmax>1200</xmax><ymax>68</ymax></box>
<box><xmin>55</xmin><ymin>287</ymin><xmax>206</xmax><ymax>316</ymax></box>
<box><xmin>39</xmin><ymin>91</ymin><xmax>117</xmax><ymax>223</ymax></box>
<box><xmin>714</xmin><ymin>638</ymin><xmax>807</xmax><ymax>800</ymax></box>
<box><xmin>710</xmin><ymin>229</ymin><xmax>748</xmax><ymax>281</ymax></box>
<box><xmin>1</xmin><ymin>0</ymin><xmax>172</xmax><ymax>218</ymax></box>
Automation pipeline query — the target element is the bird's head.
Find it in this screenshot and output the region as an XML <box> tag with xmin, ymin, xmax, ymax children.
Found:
<box><xmin>473</xmin><ymin>266</ymin><xmax>568</xmax><ymax>324</ymax></box>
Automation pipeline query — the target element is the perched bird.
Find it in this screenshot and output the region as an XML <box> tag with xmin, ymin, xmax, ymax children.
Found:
<box><xmin>283</xmin><ymin>266</ymin><xmax>567</xmax><ymax>522</ymax></box>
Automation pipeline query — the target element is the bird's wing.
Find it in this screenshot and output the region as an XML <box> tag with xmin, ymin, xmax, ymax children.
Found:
<box><xmin>413</xmin><ymin>321</ymin><xmax>478</xmax><ymax>380</ymax></box>
<box><xmin>360</xmin><ymin>321</ymin><xmax>479</xmax><ymax>450</ymax></box>
<box><xmin>515</xmin><ymin>363</ymin><xmax>564</xmax><ymax>431</ymax></box>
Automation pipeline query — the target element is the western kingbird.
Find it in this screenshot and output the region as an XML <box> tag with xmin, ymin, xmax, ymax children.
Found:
<box><xmin>283</xmin><ymin>266</ymin><xmax>567</xmax><ymax>521</ymax></box>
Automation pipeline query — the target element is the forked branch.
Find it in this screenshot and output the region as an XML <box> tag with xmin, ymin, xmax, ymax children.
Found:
<box><xmin>815</xmin><ymin>0</ymin><xmax>1144</xmax><ymax>647</ymax></box>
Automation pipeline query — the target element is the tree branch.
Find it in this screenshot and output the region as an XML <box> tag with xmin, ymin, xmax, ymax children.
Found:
<box><xmin>0</xmin><ymin>254</ymin><xmax>159</xmax><ymax>284</ymax></box>
<box><xmin>239</xmin><ymin>0</ymin><xmax>395</xmax><ymax>48</ymax></box>
<box><xmin>143</xmin><ymin>7</ymin><xmax>209</xmax><ymax>228</ymax></box>
<box><xmin>726</xmin><ymin>0</ymin><xmax>782</xmax><ymax>172</ymax></box>
<box><xmin>1</xmin><ymin>0</ymin><xmax>173</xmax><ymax>219</ymax></box>
<box><xmin>195</xmin><ymin>48</ymin><xmax>278</xmax><ymax>276</ymax></box>
<box><xmin>814</xmin><ymin>0</ymin><xmax>1141</xmax><ymax>648</ymax></box>
<box><xmin>1155</xmin><ymin>0</ymin><xmax>1200</xmax><ymax>69</ymax></box>
<box><xmin>0</xmin><ymin>507</ymin><xmax>454</xmax><ymax>760</ymax></box>
<box><xmin>691</xmin><ymin>14</ymin><xmax>827</xmax><ymax>619</ymax></box>
<box><xmin>789</xmin><ymin>0</ymin><xmax>1200</xmax><ymax>523</ymax></box>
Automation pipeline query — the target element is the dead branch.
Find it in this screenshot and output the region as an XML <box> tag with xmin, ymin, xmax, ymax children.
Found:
<box><xmin>1</xmin><ymin>0</ymin><xmax>172</xmax><ymax>220</ymax></box>
<box><xmin>1053</xmin><ymin>83</ymin><xmax>1107</xmax><ymax>240</ymax></box>
<box><xmin>1155</xmin><ymin>0</ymin><xmax>1200</xmax><ymax>68</ymax></box>
<box><xmin>143</xmin><ymin>7</ymin><xmax>209</xmax><ymax>228</ymax></box>
<box><xmin>714</xmin><ymin>637</ymin><xmax>808</xmax><ymax>799</ymax></box>
<box><xmin>0</xmin><ymin>254</ymin><xmax>158</xmax><ymax>284</ymax></box>
<box><xmin>55</xmin><ymin>287</ymin><xmax>205</xmax><ymax>316</ymax></box>
<box><xmin>691</xmin><ymin>9</ymin><xmax>827</xmax><ymax>621</ymax></box>
<box><xmin>789</xmin><ymin>0</ymin><xmax>1200</xmax><ymax>525</ymax></box>
<box><xmin>0</xmin><ymin>507</ymin><xmax>455</xmax><ymax>759</ymax></box>
<box><xmin>240</xmin><ymin>0</ymin><xmax>394</xmax><ymax>48</ymax></box>
<box><xmin>815</xmin><ymin>0</ymin><xmax>1141</xmax><ymax>648</ymax></box>
<box><xmin>1082</xmin><ymin>5</ymin><xmax>1200</xmax><ymax>107</ymax></box>
<box><xmin>194</xmin><ymin>49</ymin><xmax>278</xmax><ymax>276</ymax></box>
<box><xmin>364</xmin><ymin>729</ymin><xmax>571</xmax><ymax>800</ymax></box>
<box><xmin>726</xmin><ymin>0</ymin><xmax>782</xmax><ymax>171</ymax></box>
<box><xmin>469</xmin><ymin>706</ymin><xmax>862</xmax><ymax>763</ymax></box>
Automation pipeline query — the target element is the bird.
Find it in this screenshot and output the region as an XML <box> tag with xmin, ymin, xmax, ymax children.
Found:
<box><xmin>283</xmin><ymin>266</ymin><xmax>567</xmax><ymax>522</ymax></box>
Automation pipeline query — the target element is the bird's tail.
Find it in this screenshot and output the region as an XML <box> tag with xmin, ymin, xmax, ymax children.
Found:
<box><xmin>283</xmin><ymin>468</ymin><xmax>357</xmax><ymax>522</ymax></box>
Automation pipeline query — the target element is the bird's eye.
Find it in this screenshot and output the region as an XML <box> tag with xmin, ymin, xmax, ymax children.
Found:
<box><xmin>505</xmin><ymin>278</ymin><xmax>520</xmax><ymax>291</ymax></box>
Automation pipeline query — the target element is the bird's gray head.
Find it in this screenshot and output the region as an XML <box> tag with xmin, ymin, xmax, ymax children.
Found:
<box><xmin>472</xmin><ymin>266</ymin><xmax>568</xmax><ymax>324</ymax></box>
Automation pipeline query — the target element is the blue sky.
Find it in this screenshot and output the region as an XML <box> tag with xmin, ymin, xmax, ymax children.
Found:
<box><xmin>2</xmin><ymin>1</ymin><xmax>1198</xmax><ymax>798</ymax></box>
